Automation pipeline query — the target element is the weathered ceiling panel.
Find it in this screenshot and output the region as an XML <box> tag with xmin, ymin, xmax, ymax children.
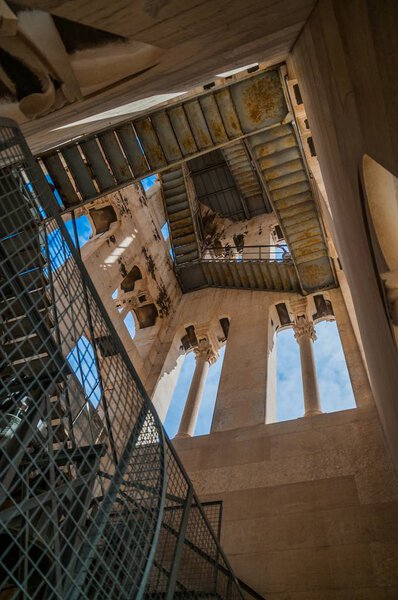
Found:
<box><xmin>37</xmin><ymin>69</ymin><xmax>288</xmax><ymax>211</ymax></box>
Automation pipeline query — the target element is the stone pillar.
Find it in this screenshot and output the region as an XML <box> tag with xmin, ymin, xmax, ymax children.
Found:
<box><xmin>175</xmin><ymin>338</ymin><xmax>217</xmax><ymax>438</ymax></box>
<box><xmin>293</xmin><ymin>315</ymin><xmax>322</xmax><ymax>416</ymax></box>
<box><xmin>328</xmin><ymin>288</ymin><xmax>373</xmax><ymax>407</ymax></box>
<box><xmin>212</xmin><ymin>297</ymin><xmax>269</xmax><ymax>432</ymax></box>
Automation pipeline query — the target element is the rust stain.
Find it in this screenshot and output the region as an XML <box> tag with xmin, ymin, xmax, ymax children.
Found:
<box><xmin>140</xmin><ymin>119</ymin><xmax>152</xmax><ymax>132</ymax></box>
<box><xmin>230</xmin><ymin>116</ymin><xmax>240</xmax><ymax>132</ymax></box>
<box><xmin>243</xmin><ymin>77</ymin><xmax>279</xmax><ymax>125</ymax></box>
<box><xmin>182</xmin><ymin>135</ymin><xmax>196</xmax><ymax>153</ymax></box>
<box><xmin>197</xmin><ymin>127</ymin><xmax>211</xmax><ymax>148</ymax></box>
<box><xmin>120</xmin><ymin>164</ymin><xmax>129</xmax><ymax>177</ymax></box>
<box><xmin>156</xmin><ymin>284</ymin><xmax>172</xmax><ymax>317</ymax></box>
<box><xmin>299</xmin><ymin>262</ymin><xmax>330</xmax><ymax>287</ymax></box>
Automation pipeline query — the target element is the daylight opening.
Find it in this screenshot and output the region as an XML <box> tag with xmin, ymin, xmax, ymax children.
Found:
<box><xmin>67</xmin><ymin>336</ymin><xmax>101</xmax><ymax>408</ymax></box>
<box><xmin>276</xmin><ymin>320</ymin><xmax>355</xmax><ymax>422</ymax></box>
<box><xmin>164</xmin><ymin>346</ymin><xmax>225</xmax><ymax>438</ymax></box>
<box><xmin>124</xmin><ymin>311</ymin><xmax>136</xmax><ymax>338</ymax></box>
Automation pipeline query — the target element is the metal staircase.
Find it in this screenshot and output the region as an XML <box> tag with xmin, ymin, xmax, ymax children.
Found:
<box><xmin>247</xmin><ymin>123</ymin><xmax>333</xmax><ymax>291</ymax></box>
<box><xmin>161</xmin><ymin>167</ymin><xmax>200</xmax><ymax>265</ymax></box>
<box><xmin>32</xmin><ymin>65</ymin><xmax>336</xmax><ymax>295</ymax></box>
<box><xmin>176</xmin><ymin>248</ymin><xmax>300</xmax><ymax>293</ymax></box>
<box><xmin>221</xmin><ymin>141</ymin><xmax>268</xmax><ymax>218</ymax></box>
<box><xmin>0</xmin><ymin>119</ymin><xmax>244</xmax><ymax>599</ymax></box>
<box><xmin>201</xmin><ymin>258</ymin><xmax>299</xmax><ymax>292</ymax></box>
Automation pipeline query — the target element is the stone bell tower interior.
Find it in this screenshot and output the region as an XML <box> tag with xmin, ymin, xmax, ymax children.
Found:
<box><xmin>0</xmin><ymin>1</ymin><xmax>398</xmax><ymax>598</ymax></box>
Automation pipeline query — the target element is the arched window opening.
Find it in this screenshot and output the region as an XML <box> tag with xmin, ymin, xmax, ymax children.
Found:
<box><xmin>46</xmin><ymin>216</ymin><xmax>92</xmax><ymax>270</ymax></box>
<box><xmin>124</xmin><ymin>311</ymin><xmax>136</xmax><ymax>338</ymax></box>
<box><xmin>313</xmin><ymin>320</ymin><xmax>355</xmax><ymax>413</ymax></box>
<box><xmin>121</xmin><ymin>265</ymin><xmax>142</xmax><ymax>293</ymax></box>
<box><xmin>161</xmin><ymin>221</ymin><xmax>170</xmax><ymax>241</ymax></box>
<box><xmin>66</xmin><ymin>215</ymin><xmax>92</xmax><ymax>249</ymax></box>
<box><xmin>89</xmin><ymin>205</ymin><xmax>117</xmax><ymax>234</ymax></box>
<box><xmin>134</xmin><ymin>303</ymin><xmax>158</xmax><ymax>328</ymax></box>
<box><xmin>164</xmin><ymin>346</ymin><xmax>226</xmax><ymax>438</ymax></box>
<box><xmin>276</xmin><ymin>327</ymin><xmax>303</xmax><ymax>422</ymax></box>
<box><xmin>275</xmin><ymin>320</ymin><xmax>356</xmax><ymax>422</ymax></box>
<box><xmin>142</xmin><ymin>175</ymin><xmax>158</xmax><ymax>190</ymax></box>
<box><xmin>67</xmin><ymin>336</ymin><xmax>101</xmax><ymax>408</ymax></box>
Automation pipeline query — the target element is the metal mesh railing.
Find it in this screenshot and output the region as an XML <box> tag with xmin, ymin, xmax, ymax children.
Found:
<box><xmin>0</xmin><ymin>118</ymin><xmax>243</xmax><ymax>599</ymax></box>
<box><xmin>202</xmin><ymin>244</ymin><xmax>290</xmax><ymax>262</ymax></box>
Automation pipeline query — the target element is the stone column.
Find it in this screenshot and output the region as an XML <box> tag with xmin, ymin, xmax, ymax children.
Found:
<box><xmin>175</xmin><ymin>338</ymin><xmax>217</xmax><ymax>438</ymax></box>
<box><xmin>293</xmin><ymin>315</ymin><xmax>322</xmax><ymax>416</ymax></box>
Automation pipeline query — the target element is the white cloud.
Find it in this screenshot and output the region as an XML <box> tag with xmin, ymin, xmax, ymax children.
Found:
<box><xmin>164</xmin><ymin>320</ymin><xmax>355</xmax><ymax>438</ymax></box>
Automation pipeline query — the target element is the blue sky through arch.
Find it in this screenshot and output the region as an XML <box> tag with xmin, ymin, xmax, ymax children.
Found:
<box><xmin>276</xmin><ymin>320</ymin><xmax>355</xmax><ymax>422</ymax></box>
<box><xmin>164</xmin><ymin>346</ymin><xmax>226</xmax><ymax>438</ymax></box>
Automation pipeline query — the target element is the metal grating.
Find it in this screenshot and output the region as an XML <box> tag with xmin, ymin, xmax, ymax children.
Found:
<box><xmin>175</xmin><ymin>246</ymin><xmax>301</xmax><ymax>293</ymax></box>
<box><xmin>0</xmin><ymin>119</ymin><xmax>243</xmax><ymax>599</ymax></box>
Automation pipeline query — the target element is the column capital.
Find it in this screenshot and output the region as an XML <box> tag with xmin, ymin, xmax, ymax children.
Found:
<box><xmin>289</xmin><ymin>297</ymin><xmax>308</xmax><ymax>319</ymax></box>
<box><xmin>293</xmin><ymin>315</ymin><xmax>317</xmax><ymax>343</ymax></box>
<box><xmin>194</xmin><ymin>337</ymin><xmax>218</xmax><ymax>365</ymax></box>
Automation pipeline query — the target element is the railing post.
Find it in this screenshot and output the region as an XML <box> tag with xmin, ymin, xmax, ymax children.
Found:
<box><xmin>165</xmin><ymin>485</ymin><xmax>194</xmax><ymax>599</ymax></box>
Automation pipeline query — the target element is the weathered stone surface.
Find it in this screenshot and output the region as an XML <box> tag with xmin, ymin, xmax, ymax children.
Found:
<box><xmin>177</xmin><ymin>406</ymin><xmax>398</xmax><ymax>596</ymax></box>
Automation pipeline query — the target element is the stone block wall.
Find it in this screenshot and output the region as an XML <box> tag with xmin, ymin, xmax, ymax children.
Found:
<box><xmin>174</xmin><ymin>406</ymin><xmax>398</xmax><ymax>599</ymax></box>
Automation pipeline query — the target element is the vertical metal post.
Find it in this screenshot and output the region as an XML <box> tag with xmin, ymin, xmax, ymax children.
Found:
<box><xmin>165</xmin><ymin>485</ymin><xmax>194</xmax><ymax>599</ymax></box>
<box><xmin>71</xmin><ymin>211</ymin><xmax>119</xmax><ymax>467</ymax></box>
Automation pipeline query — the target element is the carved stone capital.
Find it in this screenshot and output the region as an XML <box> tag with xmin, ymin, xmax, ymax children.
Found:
<box><xmin>194</xmin><ymin>337</ymin><xmax>218</xmax><ymax>364</ymax></box>
<box><xmin>293</xmin><ymin>316</ymin><xmax>317</xmax><ymax>343</ymax></box>
<box><xmin>289</xmin><ymin>297</ymin><xmax>308</xmax><ymax>319</ymax></box>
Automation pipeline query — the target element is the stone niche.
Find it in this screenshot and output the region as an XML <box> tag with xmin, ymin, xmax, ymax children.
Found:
<box><xmin>89</xmin><ymin>205</ymin><xmax>118</xmax><ymax>234</ymax></box>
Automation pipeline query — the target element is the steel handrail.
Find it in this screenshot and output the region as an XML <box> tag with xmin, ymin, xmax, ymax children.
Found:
<box><xmin>201</xmin><ymin>244</ymin><xmax>291</xmax><ymax>261</ymax></box>
<box><xmin>1</xmin><ymin>117</ymin><xmax>244</xmax><ymax>599</ymax></box>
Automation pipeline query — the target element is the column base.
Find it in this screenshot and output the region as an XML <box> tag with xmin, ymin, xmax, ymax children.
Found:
<box><xmin>304</xmin><ymin>409</ymin><xmax>323</xmax><ymax>417</ymax></box>
<box><xmin>173</xmin><ymin>432</ymin><xmax>192</xmax><ymax>440</ymax></box>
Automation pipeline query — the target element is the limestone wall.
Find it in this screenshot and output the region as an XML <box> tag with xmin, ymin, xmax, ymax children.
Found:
<box><xmin>78</xmin><ymin>181</ymin><xmax>182</xmax><ymax>399</ymax></box>
<box><xmin>288</xmin><ymin>0</ymin><xmax>398</xmax><ymax>470</ymax></box>
<box><xmin>175</xmin><ymin>406</ymin><xmax>398</xmax><ymax>599</ymax></box>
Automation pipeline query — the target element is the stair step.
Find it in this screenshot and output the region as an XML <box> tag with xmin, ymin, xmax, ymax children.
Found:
<box><xmin>267</xmin><ymin>169</ymin><xmax>307</xmax><ymax>191</ymax></box>
<box><xmin>272</xmin><ymin>180</ymin><xmax>310</xmax><ymax>201</ymax></box>
<box><xmin>252</xmin><ymin>135</ymin><xmax>296</xmax><ymax>158</ymax></box>
<box><xmin>166</xmin><ymin>200</ymin><xmax>190</xmax><ymax>215</ymax></box>
<box><xmin>258</xmin><ymin>147</ymin><xmax>301</xmax><ymax>170</ymax></box>
<box><xmin>165</xmin><ymin>191</ymin><xmax>188</xmax><ymax>205</ymax></box>
<box><xmin>174</xmin><ymin>242</ymin><xmax>198</xmax><ymax>256</ymax></box>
